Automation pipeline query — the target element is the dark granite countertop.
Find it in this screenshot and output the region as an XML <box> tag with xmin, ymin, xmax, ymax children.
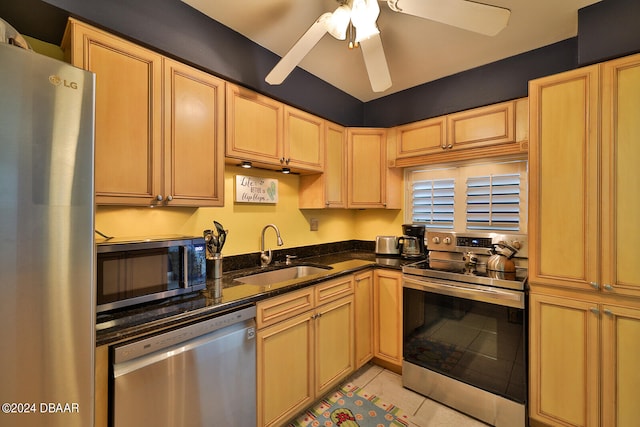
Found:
<box><xmin>96</xmin><ymin>249</ymin><xmax>413</xmax><ymax>347</ymax></box>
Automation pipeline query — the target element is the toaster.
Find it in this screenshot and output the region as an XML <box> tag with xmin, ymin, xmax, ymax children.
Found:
<box><xmin>375</xmin><ymin>235</ymin><xmax>400</xmax><ymax>256</ymax></box>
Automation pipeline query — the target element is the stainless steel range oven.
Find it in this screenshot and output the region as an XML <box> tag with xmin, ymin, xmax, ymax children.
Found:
<box><xmin>402</xmin><ymin>231</ymin><xmax>528</xmax><ymax>427</ymax></box>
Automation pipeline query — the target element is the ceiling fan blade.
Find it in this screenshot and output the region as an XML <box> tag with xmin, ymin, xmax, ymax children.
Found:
<box><xmin>359</xmin><ymin>33</ymin><xmax>392</xmax><ymax>92</ymax></box>
<box><xmin>387</xmin><ymin>0</ymin><xmax>510</xmax><ymax>36</ymax></box>
<box><xmin>265</xmin><ymin>13</ymin><xmax>331</xmax><ymax>85</ymax></box>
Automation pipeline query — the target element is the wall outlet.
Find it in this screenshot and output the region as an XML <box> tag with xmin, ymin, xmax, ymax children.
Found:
<box><xmin>310</xmin><ymin>218</ymin><xmax>319</xmax><ymax>231</ymax></box>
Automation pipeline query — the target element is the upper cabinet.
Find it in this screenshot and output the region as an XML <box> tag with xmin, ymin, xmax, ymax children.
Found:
<box><xmin>225</xmin><ymin>84</ymin><xmax>284</xmax><ymax>167</ymax></box>
<box><xmin>284</xmin><ymin>106</ymin><xmax>324</xmax><ymax>172</ymax></box>
<box><xmin>299</xmin><ymin>122</ymin><xmax>347</xmax><ymax>208</ymax></box>
<box><xmin>226</xmin><ymin>83</ymin><xmax>323</xmax><ymax>173</ymax></box>
<box><xmin>63</xmin><ymin>19</ymin><xmax>225</xmax><ymax>207</ymax></box>
<box><xmin>393</xmin><ymin>98</ymin><xmax>528</xmax><ymax>167</ymax></box>
<box><xmin>529</xmin><ymin>53</ymin><xmax>640</xmax><ymax>299</ymax></box>
<box><xmin>163</xmin><ymin>59</ymin><xmax>225</xmax><ymax>207</ymax></box>
<box><xmin>395</xmin><ymin>116</ymin><xmax>446</xmax><ymax>158</ymax></box>
<box><xmin>347</xmin><ymin>128</ymin><xmax>402</xmax><ymax>209</ymax></box>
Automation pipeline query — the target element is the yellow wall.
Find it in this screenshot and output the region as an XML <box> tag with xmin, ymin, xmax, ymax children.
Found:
<box><xmin>95</xmin><ymin>168</ymin><xmax>404</xmax><ymax>256</ymax></box>
<box><xmin>23</xmin><ymin>36</ymin><xmax>65</xmax><ymax>61</ymax></box>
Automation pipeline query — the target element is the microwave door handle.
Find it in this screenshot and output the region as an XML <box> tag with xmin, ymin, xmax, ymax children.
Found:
<box><xmin>182</xmin><ymin>245</ymin><xmax>189</xmax><ymax>288</ymax></box>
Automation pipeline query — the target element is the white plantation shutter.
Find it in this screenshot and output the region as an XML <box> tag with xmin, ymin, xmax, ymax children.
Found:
<box><xmin>466</xmin><ymin>173</ymin><xmax>521</xmax><ymax>231</ymax></box>
<box><xmin>406</xmin><ymin>160</ymin><xmax>526</xmax><ymax>232</ymax></box>
<box><xmin>411</xmin><ymin>179</ymin><xmax>455</xmax><ymax>229</ymax></box>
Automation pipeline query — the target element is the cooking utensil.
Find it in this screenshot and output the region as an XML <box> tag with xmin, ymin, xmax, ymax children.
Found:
<box><xmin>213</xmin><ymin>220</ymin><xmax>227</xmax><ymax>252</ymax></box>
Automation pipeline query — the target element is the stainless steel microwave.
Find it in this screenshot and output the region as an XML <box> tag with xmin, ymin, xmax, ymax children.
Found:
<box><xmin>96</xmin><ymin>236</ymin><xmax>207</xmax><ymax>313</ymax></box>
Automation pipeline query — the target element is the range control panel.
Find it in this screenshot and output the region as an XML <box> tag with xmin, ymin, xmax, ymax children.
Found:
<box><xmin>427</xmin><ymin>231</ymin><xmax>528</xmax><ymax>258</ymax></box>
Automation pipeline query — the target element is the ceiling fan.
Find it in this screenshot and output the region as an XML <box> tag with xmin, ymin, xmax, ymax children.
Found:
<box><xmin>265</xmin><ymin>0</ymin><xmax>510</xmax><ymax>92</ymax></box>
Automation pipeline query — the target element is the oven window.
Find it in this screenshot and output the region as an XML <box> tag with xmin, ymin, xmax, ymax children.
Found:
<box><xmin>403</xmin><ymin>287</ymin><xmax>526</xmax><ymax>403</ymax></box>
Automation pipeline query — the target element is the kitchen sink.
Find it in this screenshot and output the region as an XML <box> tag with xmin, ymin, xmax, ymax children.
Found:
<box><xmin>236</xmin><ymin>265</ymin><xmax>332</xmax><ymax>286</ymax></box>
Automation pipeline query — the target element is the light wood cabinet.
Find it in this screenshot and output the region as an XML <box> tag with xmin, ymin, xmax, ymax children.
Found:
<box><xmin>395</xmin><ymin>116</ymin><xmax>446</xmax><ymax>158</ymax></box>
<box><xmin>393</xmin><ymin>98</ymin><xmax>528</xmax><ymax>167</ymax></box>
<box><xmin>529</xmin><ymin>292</ymin><xmax>600</xmax><ymax>427</ymax></box>
<box><xmin>446</xmin><ymin>100</ymin><xmax>515</xmax><ymax>150</ymax></box>
<box><xmin>256</xmin><ymin>277</ymin><xmax>355</xmax><ymax>427</ymax></box>
<box><xmin>163</xmin><ymin>59</ymin><xmax>225</xmax><ymax>206</ymax></box>
<box><xmin>299</xmin><ymin>122</ymin><xmax>347</xmax><ymax>208</ymax></box>
<box><xmin>63</xmin><ymin>19</ymin><xmax>225</xmax><ymax>206</ymax></box>
<box><xmin>226</xmin><ymin>83</ymin><xmax>324</xmax><ymax>173</ymax></box>
<box><xmin>354</xmin><ymin>270</ymin><xmax>374</xmax><ymax>368</ymax></box>
<box><xmin>373</xmin><ymin>269</ymin><xmax>403</xmax><ymax>369</ymax></box>
<box><xmin>64</xmin><ymin>19</ymin><xmax>162</xmax><ymax>205</ymax></box>
<box><xmin>530</xmin><ymin>290</ymin><xmax>640</xmax><ymax>427</ymax></box>
<box><xmin>347</xmin><ymin>128</ymin><xmax>402</xmax><ymax>209</ymax></box>
<box><xmin>284</xmin><ymin>105</ymin><xmax>324</xmax><ymax>172</ymax></box>
<box><xmin>528</xmin><ymin>53</ymin><xmax>640</xmax><ymax>427</ymax></box>
<box><xmin>226</xmin><ymin>83</ymin><xmax>284</xmax><ymax>167</ymax></box>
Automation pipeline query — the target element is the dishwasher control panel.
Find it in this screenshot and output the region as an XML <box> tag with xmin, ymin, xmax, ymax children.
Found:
<box><xmin>113</xmin><ymin>305</ymin><xmax>256</xmax><ymax>364</ymax></box>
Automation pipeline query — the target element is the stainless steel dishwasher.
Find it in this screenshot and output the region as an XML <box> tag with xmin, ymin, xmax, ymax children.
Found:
<box><xmin>112</xmin><ymin>305</ymin><xmax>256</xmax><ymax>427</ymax></box>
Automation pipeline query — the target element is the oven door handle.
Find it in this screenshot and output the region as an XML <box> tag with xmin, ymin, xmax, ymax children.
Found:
<box><xmin>403</xmin><ymin>276</ymin><xmax>524</xmax><ymax>309</ymax></box>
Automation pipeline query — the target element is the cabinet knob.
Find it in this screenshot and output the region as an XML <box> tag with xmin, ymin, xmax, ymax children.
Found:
<box><xmin>590</xmin><ymin>307</ymin><xmax>600</xmax><ymax>315</ymax></box>
<box><xmin>603</xmin><ymin>309</ymin><xmax>613</xmax><ymax>316</ymax></box>
<box><xmin>156</xmin><ymin>195</ymin><xmax>164</xmax><ymax>201</ymax></box>
<box><xmin>166</xmin><ymin>195</ymin><xmax>173</xmax><ymax>202</ymax></box>
<box><xmin>446</xmin><ymin>144</ymin><xmax>453</xmax><ymax>149</ymax></box>
<box><xmin>589</xmin><ymin>281</ymin><xmax>599</xmax><ymax>290</ymax></box>
<box><xmin>603</xmin><ymin>284</ymin><xmax>613</xmax><ymax>291</ymax></box>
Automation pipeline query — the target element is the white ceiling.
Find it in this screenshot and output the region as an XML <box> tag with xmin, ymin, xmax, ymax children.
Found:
<box><xmin>182</xmin><ymin>0</ymin><xmax>601</xmax><ymax>102</ymax></box>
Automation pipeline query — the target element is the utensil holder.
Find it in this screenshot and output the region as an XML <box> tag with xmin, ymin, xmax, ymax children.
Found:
<box><xmin>207</xmin><ymin>253</ymin><xmax>223</xmax><ymax>280</ymax></box>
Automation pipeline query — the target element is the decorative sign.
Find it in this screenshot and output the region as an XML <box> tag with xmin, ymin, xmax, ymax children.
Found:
<box><xmin>235</xmin><ymin>175</ymin><xmax>278</xmax><ymax>203</ymax></box>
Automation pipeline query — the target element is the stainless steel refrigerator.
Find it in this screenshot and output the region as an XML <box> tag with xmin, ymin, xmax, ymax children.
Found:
<box><xmin>0</xmin><ymin>41</ymin><xmax>95</xmax><ymax>427</ymax></box>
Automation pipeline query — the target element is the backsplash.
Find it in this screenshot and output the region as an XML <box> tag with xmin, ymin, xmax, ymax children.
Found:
<box><xmin>221</xmin><ymin>240</ymin><xmax>376</xmax><ymax>272</ymax></box>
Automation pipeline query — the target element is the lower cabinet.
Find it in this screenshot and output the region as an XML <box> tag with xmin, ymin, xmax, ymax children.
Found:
<box><xmin>354</xmin><ymin>270</ymin><xmax>374</xmax><ymax>368</ymax></box>
<box><xmin>373</xmin><ymin>269</ymin><xmax>403</xmax><ymax>369</ymax></box>
<box><xmin>529</xmin><ymin>290</ymin><xmax>640</xmax><ymax>427</ymax></box>
<box><xmin>256</xmin><ymin>276</ymin><xmax>355</xmax><ymax>427</ymax></box>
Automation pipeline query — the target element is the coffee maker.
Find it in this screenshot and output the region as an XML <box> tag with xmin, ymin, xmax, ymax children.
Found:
<box><xmin>398</xmin><ymin>224</ymin><xmax>427</xmax><ymax>259</ymax></box>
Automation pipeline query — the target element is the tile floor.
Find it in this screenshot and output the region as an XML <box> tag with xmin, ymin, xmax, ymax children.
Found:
<box><xmin>345</xmin><ymin>363</ymin><xmax>489</xmax><ymax>427</ymax></box>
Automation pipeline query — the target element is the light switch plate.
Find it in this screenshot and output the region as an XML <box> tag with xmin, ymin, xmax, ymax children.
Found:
<box><xmin>310</xmin><ymin>218</ymin><xmax>319</xmax><ymax>231</ymax></box>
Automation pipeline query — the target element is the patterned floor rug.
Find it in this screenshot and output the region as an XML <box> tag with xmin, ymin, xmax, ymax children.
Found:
<box><xmin>288</xmin><ymin>382</ymin><xmax>411</xmax><ymax>427</ymax></box>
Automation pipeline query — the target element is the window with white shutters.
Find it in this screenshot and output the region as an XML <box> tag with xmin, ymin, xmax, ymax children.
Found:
<box><xmin>405</xmin><ymin>160</ymin><xmax>527</xmax><ymax>232</ymax></box>
<box><xmin>466</xmin><ymin>174</ymin><xmax>521</xmax><ymax>231</ymax></box>
<box><xmin>411</xmin><ymin>179</ymin><xmax>455</xmax><ymax>229</ymax></box>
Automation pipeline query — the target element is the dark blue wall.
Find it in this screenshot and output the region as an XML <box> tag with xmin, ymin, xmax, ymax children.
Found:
<box><xmin>2</xmin><ymin>0</ymin><xmax>639</xmax><ymax>127</ymax></box>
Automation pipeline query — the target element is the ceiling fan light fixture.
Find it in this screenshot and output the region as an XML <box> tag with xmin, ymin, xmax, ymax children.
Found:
<box><xmin>326</xmin><ymin>4</ymin><xmax>351</xmax><ymax>40</ymax></box>
<box><xmin>351</xmin><ymin>0</ymin><xmax>380</xmax><ymax>42</ymax></box>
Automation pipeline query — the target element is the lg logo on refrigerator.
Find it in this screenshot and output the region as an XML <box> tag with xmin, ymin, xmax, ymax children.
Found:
<box><xmin>48</xmin><ymin>75</ymin><xmax>78</xmax><ymax>89</ymax></box>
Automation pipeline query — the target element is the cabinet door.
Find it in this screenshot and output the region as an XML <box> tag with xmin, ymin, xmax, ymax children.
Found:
<box><xmin>354</xmin><ymin>270</ymin><xmax>374</xmax><ymax>368</ymax></box>
<box><xmin>395</xmin><ymin>116</ymin><xmax>446</xmax><ymax>158</ymax></box>
<box><xmin>528</xmin><ymin>66</ymin><xmax>600</xmax><ymax>290</ymax></box>
<box><xmin>163</xmin><ymin>59</ymin><xmax>225</xmax><ymax>206</ymax></box>
<box><xmin>226</xmin><ymin>84</ymin><xmax>283</xmax><ymax>166</ymax></box>
<box><xmin>446</xmin><ymin>101</ymin><xmax>515</xmax><ymax>151</ymax></box>
<box><xmin>315</xmin><ymin>296</ymin><xmax>355</xmax><ymax>397</ymax></box>
<box><xmin>601</xmin><ymin>303</ymin><xmax>640</xmax><ymax>427</ymax></box>
<box><xmin>601</xmin><ymin>54</ymin><xmax>640</xmax><ymax>298</ymax></box>
<box><xmin>324</xmin><ymin>123</ymin><xmax>347</xmax><ymax>207</ymax></box>
<box><xmin>284</xmin><ymin>106</ymin><xmax>324</xmax><ymax>172</ymax></box>
<box><xmin>298</xmin><ymin>122</ymin><xmax>348</xmax><ymax>208</ymax></box>
<box><xmin>257</xmin><ymin>312</ymin><xmax>314</xmax><ymax>427</ymax></box>
<box><xmin>347</xmin><ymin>128</ymin><xmax>387</xmax><ymax>208</ymax></box>
<box><xmin>529</xmin><ymin>292</ymin><xmax>600</xmax><ymax>427</ymax></box>
<box><xmin>373</xmin><ymin>269</ymin><xmax>402</xmax><ymax>367</ymax></box>
<box><xmin>66</xmin><ymin>19</ymin><xmax>163</xmax><ymax>205</ymax></box>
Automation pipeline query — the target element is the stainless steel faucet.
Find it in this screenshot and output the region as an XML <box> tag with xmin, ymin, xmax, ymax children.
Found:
<box><xmin>260</xmin><ymin>224</ymin><xmax>284</xmax><ymax>267</ymax></box>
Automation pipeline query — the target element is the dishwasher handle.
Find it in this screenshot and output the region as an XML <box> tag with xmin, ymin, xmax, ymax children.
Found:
<box><xmin>113</xmin><ymin>305</ymin><xmax>256</xmax><ymax>365</ymax></box>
